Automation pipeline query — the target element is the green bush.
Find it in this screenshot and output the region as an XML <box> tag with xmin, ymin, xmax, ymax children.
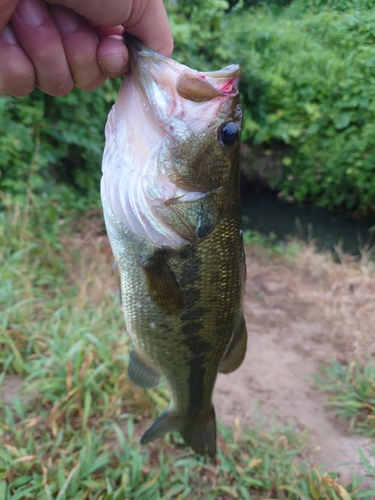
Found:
<box><xmin>167</xmin><ymin>0</ymin><xmax>231</xmax><ymax>69</ymax></box>
<box><xmin>223</xmin><ymin>5</ymin><xmax>375</xmax><ymax>212</ymax></box>
<box><xmin>2</xmin><ymin>0</ymin><xmax>375</xmax><ymax>214</ymax></box>
<box><xmin>0</xmin><ymin>81</ymin><xmax>119</xmax><ymax>209</ymax></box>
<box><xmin>291</xmin><ymin>0</ymin><xmax>375</xmax><ymax>13</ymax></box>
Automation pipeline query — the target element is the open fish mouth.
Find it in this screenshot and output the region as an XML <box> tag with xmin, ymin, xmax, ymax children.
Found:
<box><xmin>124</xmin><ymin>33</ymin><xmax>241</xmax><ymax>132</ymax></box>
<box><xmin>125</xmin><ymin>33</ymin><xmax>241</xmax><ymax>100</ymax></box>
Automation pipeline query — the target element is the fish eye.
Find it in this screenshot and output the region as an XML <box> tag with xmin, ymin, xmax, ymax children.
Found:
<box><xmin>218</xmin><ymin>122</ymin><xmax>239</xmax><ymax>147</ymax></box>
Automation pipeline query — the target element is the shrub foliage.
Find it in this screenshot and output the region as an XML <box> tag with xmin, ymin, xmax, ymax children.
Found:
<box><xmin>0</xmin><ymin>82</ymin><xmax>119</xmax><ymax>208</ymax></box>
<box><xmin>228</xmin><ymin>2</ymin><xmax>375</xmax><ymax>211</ymax></box>
<box><xmin>1</xmin><ymin>0</ymin><xmax>375</xmax><ymax>213</ymax></box>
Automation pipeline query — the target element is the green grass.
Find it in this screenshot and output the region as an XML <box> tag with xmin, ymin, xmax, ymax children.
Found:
<box><xmin>242</xmin><ymin>229</ymin><xmax>303</xmax><ymax>258</ymax></box>
<box><xmin>1</xmin><ymin>197</ymin><xmax>374</xmax><ymax>499</ymax></box>
<box><xmin>242</xmin><ymin>229</ymin><xmax>305</xmax><ymax>258</ymax></box>
<box><xmin>316</xmin><ymin>360</ymin><xmax>375</xmax><ymax>438</ymax></box>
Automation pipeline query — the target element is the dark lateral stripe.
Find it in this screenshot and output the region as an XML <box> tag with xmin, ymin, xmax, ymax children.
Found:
<box><xmin>176</xmin><ymin>242</ymin><xmax>211</xmax><ymax>419</ymax></box>
<box><xmin>180</xmin><ymin>319</ymin><xmax>211</xmax><ymax>419</ymax></box>
<box><xmin>186</xmin><ymin>351</ymin><xmax>207</xmax><ymax>420</ymax></box>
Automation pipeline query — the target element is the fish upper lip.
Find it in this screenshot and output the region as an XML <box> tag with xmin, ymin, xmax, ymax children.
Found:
<box><xmin>124</xmin><ymin>33</ymin><xmax>241</xmax><ymax>86</ymax></box>
<box><xmin>200</xmin><ymin>65</ymin><xmax>242</xmax><ymax>79</ymax></box>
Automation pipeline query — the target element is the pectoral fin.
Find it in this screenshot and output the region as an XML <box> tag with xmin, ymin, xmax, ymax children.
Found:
<box><xmin>219</xmin><ymin>316</ymin><xmax>247</xmax><ymax>374</ymax></box>
<box><xmin>138</xmin><ymin>252</ymin><xmax>183</xmax><ymax>314</ymax></box>
<box><xmin>128</xmin><ymin>348</ymin><xmax>161</xmax><ymax>388</ymax></box>
<box><xmin>152</xmin><ymin>187</ymin><xmax>226</xmax><ymax>244</ymax></box>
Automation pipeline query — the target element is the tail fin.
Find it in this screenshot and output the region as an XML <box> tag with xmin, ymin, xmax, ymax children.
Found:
<box><xmin>181</xmin><ymin>406</ymin><xmax>217</xmax><ymax>458</ymax></box>
<box><xmin>140</xmin><ymin>406</ymin><xmax>217</xmax><ymax>457</ymax></box>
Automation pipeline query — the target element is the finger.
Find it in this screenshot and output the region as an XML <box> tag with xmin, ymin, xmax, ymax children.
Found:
<box><xmin>0</xmin><ymin>0</ymin><xmax>18</xmax><ymax>31</ymax></box>
<box><xmin>44</xmin><ymin>0</ymin><xmax>132</xmax><ymax>26</ymax></box>
<box><xmin>97</xmin><ymin>35</ymin><xmax>128</xmax><ymax>78</ymax></box>
<box><xmin>11</xmin><ymin>0</ymin><xmax>74</xmax><ymax>96</ymax></box>
<box><xmin>123</xmin><ymin>0</ymin><xmax>173</xmax><ymax>57</ymax></box>
<box><xmin>45</xmin><ymin>0</ymin><xmax>173</xmax><ymax>56</ymax></box>
<box><xmin>94</xmin><ymin>25</ymin><xmax>124</xmax><ymax>40</ymax></box>
<box><xmin>49</xmin><ymin>6</ymin><xmax>106</xmax><ymax>91</ymax></box>
<box><xmin>0</xmin><ymin>24</ymin><xmax>35</xmax><ymax>96</ymax></box>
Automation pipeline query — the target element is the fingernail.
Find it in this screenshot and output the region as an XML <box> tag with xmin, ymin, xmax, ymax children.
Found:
<box><xmin>16</xmin><ymin>0</ymin><xmax>46</xmax><ymax>28</ymax></box>
<box><xmin>100</xmin><ymin>54</ymin><xmax>126</xmax><ymax>75</ymax></box>
<box><xmin>52</xmin><ymin>7</ymin><xmax>79</xmax><ymax>33</ymax></box>
<box><xmin>0</xmin><ymin>25</ymin><xmax>17</xmax><ymax>45</ymax></box>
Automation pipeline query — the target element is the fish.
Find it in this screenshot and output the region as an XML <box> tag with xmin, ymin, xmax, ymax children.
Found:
<box><xmin>101</xmin><ymin>34</ymin><xmax>246</xmax><ymax>457</ymax></box>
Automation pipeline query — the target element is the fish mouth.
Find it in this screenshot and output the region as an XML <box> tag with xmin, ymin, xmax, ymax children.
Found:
<box><xmin>124</xmin><ymin>33</ymin><xmax>241</xmax><ymax>106</ymax></box>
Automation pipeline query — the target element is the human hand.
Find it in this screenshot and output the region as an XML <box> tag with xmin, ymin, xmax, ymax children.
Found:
<box><xmin>0</xmin><ymin>0</ymin><xmax>173</xmax><ymax>97</ymax></box>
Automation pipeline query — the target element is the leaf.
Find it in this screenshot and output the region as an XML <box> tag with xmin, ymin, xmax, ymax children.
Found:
<box><xmin>249</xmin><ymin>457</ymin><xmax>263</xmax><ymax>468</ymax></box>
<box><xmin>0</xmin><ymin>482</ymin><xmax>6</xmax><ymax>500</ymax></box>
<box><xmin>82</xmin><ymin>390</ymin><xmax>92</xmax><ymax>430</ymax></box>
<box><xmin>4</xmin><ymin>445</ymin><xmax>20</xmax><ymax>458</ymax></box>
<box><xmin>334</xmin><ymin>113</ymin><xmax>351</xmax><ymax>130</ymax></box>
<box><xmin>13</xmin><ymin>456</ymin><xmax>36</xmax><ymax>464</ymax></box>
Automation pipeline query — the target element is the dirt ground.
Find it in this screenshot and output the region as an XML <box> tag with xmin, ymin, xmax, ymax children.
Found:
<box><xmin>2</xmin><ymin>234</ymin><xmax>375</xmax><ymax>484</ymax></box>
<box><xmin>215</xmin><ymin>244</ymin><xmax>375</xmax><ymax>483</ymax></box>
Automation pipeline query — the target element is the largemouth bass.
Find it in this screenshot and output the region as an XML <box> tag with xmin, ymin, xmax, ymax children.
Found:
<box><xmin>101</xmin><ymin>34</ymin><xmax>246</xmax><ymax>457</ymax></box>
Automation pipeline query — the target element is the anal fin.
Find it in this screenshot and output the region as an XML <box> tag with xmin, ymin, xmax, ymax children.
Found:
<box><xmin>140</xmin><ymin>409</ymin><xmax>181</xmax><ymax>445</ymax></box>
<box><xmin>138</xmin><ymin>252</ymin><xmax>183</xmax><ymax>314</ymax></box>
<box><xmin>128</xmin><ymin>348</ymin><xmax>161</xmax><ymax>388</ymax></box>
<box><xmin>219</xmin><ymin>316</ymin><xmax>247</xmax><ymax>374</ymax></box>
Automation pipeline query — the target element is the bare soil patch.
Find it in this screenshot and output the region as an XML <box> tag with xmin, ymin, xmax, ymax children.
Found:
<box><xmin>215</xmin><ymin>243</ymin><xmax>375</xmax><ymax>482</ymax></box>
